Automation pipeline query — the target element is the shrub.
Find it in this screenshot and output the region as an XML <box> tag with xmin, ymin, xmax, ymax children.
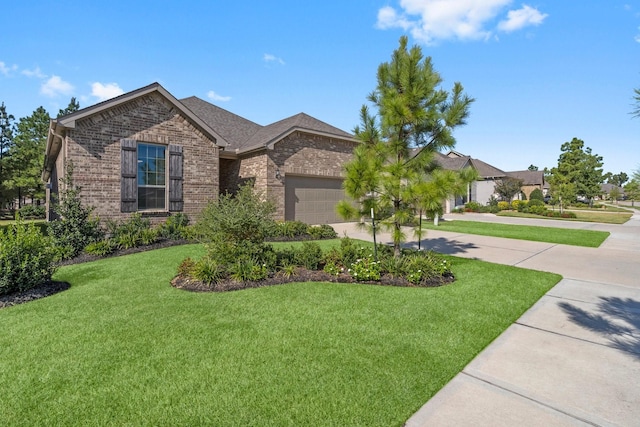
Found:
<box><xmin>18</xmin><ymin>205</ymin><xmax>45</xmax><ymax>219</ymax></box>
<box><xmin>529</xmin><ymin>188</ymin><xmax>544</xmax><ymax>202</ymax></box>
<box><xmin>0</xmin><ymin>219</ymin><xmax>58</xmax><ymax>296</ymax></box>
<box><xmin>339</xmin><ymin>237</ymin><xmax>371</xmax><ymax>268</ymax></box>
<box><xmin>402</xmin><ymin>252</ymin><xmax>451</xmax><ymax>286</ymax></box>
<box><xmin>323</xmin><ymin>261</ymin><xmax>342</xmax><ymax>276</ymax></box>
<box><xmin>228</xmin><ymin>258</ymin><xmax>269</xmax><ymax>282</ymax></box>
<box><xmin>307</xmin><ymin>224</ymin><xmax>338</xmax><ymax>239</ymax></box>
<box><xmin>84</xmin><ymin>240</ymin><xmax>116</xmax><ymax>256</ymax></box>
<box><xmin>511</xmin><ymin>200</ymin><xmax>523</xmax><ymax>211</ymax></box>
<box><xmin>48</xmin><ymin>161</ymin><xmax>103</xmax><ymax>260</ymax></box>
<box><xmin>528</xmin><ymin>205</ymin><xmax>547</xmax><ymax>215</ymax></box>
<box><xmin>516</xmin><ymin>201</ymin><xmax>529</xmax><ymax>212</ymax></box>
<box><xmin>140</xmin><ymin>227</ymin><xmax>160</xmax><ymax>245</ymax></box>
<box><xmin>196</xmin><ymin>184</ymin><xmax>276</xmax><ymax>246</ymax></box>
<box><xmin>177</xmin><ymin>257</ymin><xmax>196</xmax><ymax>276</ymax></box>
<box><xmin>159</xmin><ymin>213</ymin><xmax>190</xmax><ymax>239</ymax></box>
<box><xmin>528</xmin><ymin>199</ymin><xmax>544</xmax><ymax>207</ymax></box>
<box><xmin>294</xmin><ymin>241</ymin><xmax>323</xmax><ymax>270</ymax></box>
<box><xmin>497</xmin><ymin>201</ymin><xmax>510</xmax><ymax>211</ymax></box>
<box><xmin>348</xmin><ymin>255</ymin><xmax>381</xmax><ymax>281</ymax></box>
<box><xmin>464</xmin><ymin>201</ymin><xmax>482</xmax><ymax>212</ymax></box>
<box><xmin>192</xmin><ymin>258</ymin><xmax>226</xmax><ymax>285</ymax></box>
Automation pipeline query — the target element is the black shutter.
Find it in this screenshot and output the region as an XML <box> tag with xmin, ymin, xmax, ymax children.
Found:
<box><xmin>168</xmin><ymin>145</ymin><xmax>183</xmax><ymax>211</ymax></box>
<box><xmin>121</xmin><ymin>139</ymin><xmax>137</xmax><ymax>212</ymax></box>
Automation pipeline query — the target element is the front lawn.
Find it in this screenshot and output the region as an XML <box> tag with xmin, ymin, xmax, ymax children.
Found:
<box><xmin>422</xmin><ymin>220</ymin><xmax>609</xmax><ymax>247</ymax></box>
<box><xmin>0</xmin><ymin>243</ymin><xmax>561</xmax><ymax>426</ymax></box>
<box><xmin>497</xmin><ymin>209</ymin><xmax>632</xmax><ymax>224</ymax></box>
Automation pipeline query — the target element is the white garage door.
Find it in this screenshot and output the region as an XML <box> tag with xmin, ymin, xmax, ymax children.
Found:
<box><xmin>285</xmin><ymin>176</ymin><xmax>348</xmax><ymax>224</ymax></box>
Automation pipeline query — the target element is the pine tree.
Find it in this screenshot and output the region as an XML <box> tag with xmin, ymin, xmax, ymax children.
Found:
<box><xmin>0</xmin><ymin>102</ymin><xmax>15</xmax><ymax>209</ymax></box>
<box><xmin>338</xmin><ymin>36</ymin><xmax>474</xmax><ymax>257</ymax></box>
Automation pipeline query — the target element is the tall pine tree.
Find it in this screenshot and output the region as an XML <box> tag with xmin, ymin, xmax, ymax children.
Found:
<box><xmin>337</xmin><ymin>36</ymin><xmax>474</xmax><ymax>256</ymax></box>
<box><xmin>0</xmin><ymin>102</ymin><xmax>15</xmax><ymax>209</ymax></box>
<box><xmin>6</xmin><ymin>107</ymin><xmax>50</xmax><ymax>207</ymax></box>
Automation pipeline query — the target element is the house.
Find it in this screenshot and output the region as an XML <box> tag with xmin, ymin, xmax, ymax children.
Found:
<box><xmin>42</xmin><ymin>83</ymin><xmax>357</xmax><ymax>225</ymax></box>
<box><xmin>434</xmin><ymin>150</ymin><xmax>507</xmax><ymax>211</ymax></box>
<box><xmin>433</xmin><ymin>151</ymin><xmax>546</xmax><ymax>211</ymax></box>
<box><xmin>505</xmin><ymin>170</ymin><xmax>545</xmax><ymax>200</ymax></box>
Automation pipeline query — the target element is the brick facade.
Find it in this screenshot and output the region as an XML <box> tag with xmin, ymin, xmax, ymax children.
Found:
<box><xmin>56</xmin><ymin>92</ymin><xmax>219</xmax><ymax>224</ymax></box>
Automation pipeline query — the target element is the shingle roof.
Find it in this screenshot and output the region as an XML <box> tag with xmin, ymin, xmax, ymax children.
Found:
<box><xmin>433</xmin><ymin>151</ymin><xmax>506</xmax><ymax>178</ymax></box>
<box><xmin>180</xmin><ymin>96</ymin><xmax>262</xmax><ymax>149</ymax></box>
<box><xmin>181</xmin><ymin>97</ymin><xmax>354</xmax><ymax>153</ymax></box>
<box><xmin>506</xmin><ymin>170</ymin><xmax>544</xmax><ymax>186</ymax></box>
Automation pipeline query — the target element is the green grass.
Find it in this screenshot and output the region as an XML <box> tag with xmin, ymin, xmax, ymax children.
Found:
<box><xmin>0</xmin><ymin>219</ymin><xmax>47</xmax><ymax>234</ymax></box>
<box><xmin>423</xmin><ymin>220</ymin><xmax>609</xmax><ymax>247</ymax></box>
<box><xmin>0</xmin><ymin>243</ymin><xmax>561</xmax><ymax>426</ymax></box>
<box><xmin>497</xmin><ymin>210</ymin><xmax>632</xmax><ymax>224</ymax></box>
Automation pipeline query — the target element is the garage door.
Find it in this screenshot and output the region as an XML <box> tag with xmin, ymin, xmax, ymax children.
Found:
<box><xmin>285</xmin><ymin>176</ymin><xmax>348</xmax><ymax>224</ymax></box>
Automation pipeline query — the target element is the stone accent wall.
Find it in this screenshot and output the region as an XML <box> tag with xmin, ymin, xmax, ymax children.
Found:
<box><xmin>267</xmin><ymin>131</ymin><xmax>356</xmax><ymax>220</ymax></box>
<box><xmin>63</xmin><ymin>93</ymin><xmax>219</xmax><ymax>224</ymax></box>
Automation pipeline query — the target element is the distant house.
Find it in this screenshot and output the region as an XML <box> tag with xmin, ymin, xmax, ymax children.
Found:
<box><xmin>505</xmin><ymin>170</ymin><xmax>545</xmax><ymax>200</ymax></box>
<box><xmin>42</xmin><ymin>83</ymin><xmax>357</xmax><ymax>225</ymax></box>
<box><xmin>434</xmin><ymin>151</ymin><xmax>507</xmax><ymax>211</ymax></box>
<box><xmin>600</xmin><ymin>183</ymin><xmax>624</xmax><ymax>200</ymax></box>
<box><xmin>433</xmin><ymin>151</ymin><xmax>546</xmax><ymax>211</ymax></box>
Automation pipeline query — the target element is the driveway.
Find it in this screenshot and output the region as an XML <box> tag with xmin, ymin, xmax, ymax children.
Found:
<box><xmin>331</xmin><ymin>209</ymin><xmax>640</xmax><ymax>426</ymax></box>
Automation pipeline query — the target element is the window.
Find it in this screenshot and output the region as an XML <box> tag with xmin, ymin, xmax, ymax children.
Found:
<box><xmin>137</xmin><ymin>143</ymin><xmax>166</xmax><ymax>210</ymax></box>
<box><xmin>121</xmin><ymin>139</ymin><xmax>183</xmax><ymax>213</ymax></box>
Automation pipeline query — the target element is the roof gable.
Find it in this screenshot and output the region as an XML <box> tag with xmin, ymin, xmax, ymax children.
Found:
<box><xmin>56</xmin><ymin>83</ymin><xmax>227</xmax><ymax>147</ymax></box>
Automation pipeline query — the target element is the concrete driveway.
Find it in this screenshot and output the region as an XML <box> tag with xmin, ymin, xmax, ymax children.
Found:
<box><xmin>331</xmin><ymin>209</ymin><xmax>640</xmax><ymax>426</ymax></box>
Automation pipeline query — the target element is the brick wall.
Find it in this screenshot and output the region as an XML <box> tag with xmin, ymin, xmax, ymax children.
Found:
<box><xmin>267</xmin><ymin>131</ymin><xmax>355</xmax><ymax>220</ymax></box>
<box><xmin>62</xmin><ymin>92</ymin><xmax>219</xmax><ymax>224</ymax></box>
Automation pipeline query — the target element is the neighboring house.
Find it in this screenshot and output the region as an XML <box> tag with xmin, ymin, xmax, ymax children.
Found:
<box><xmin>600</xmin><ymin>183</ymin><xmax>624</xmax><ymax>200</ymax></box>
<box><xmin>434</xmin><ymin>151</ymin><xmax>507</xmax><ymax>211</ymax></box>
<box><xmin>42</xmin><ymin>83</ymin><xmax>357</xmax><ymax>225</ymax></box>
<box><xmin>505</xmin><ymin>170</ymin><xmax>545</xmax><ymax>200</ymax></box>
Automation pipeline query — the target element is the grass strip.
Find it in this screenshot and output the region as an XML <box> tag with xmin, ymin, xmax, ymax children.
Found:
<box><xmin>0</xmin><ymin>243</ymin><xmax>560</xmax><ymax>426</ymax></box>
<box><xmin>497</xmin><ymin>210</ymin><xmax>632</xmax><ymax>225</ymax></box>
<box><xmin>424</xmin><ymin>220</ymin><xmax>609</xmax><ymax>247</ymax></box>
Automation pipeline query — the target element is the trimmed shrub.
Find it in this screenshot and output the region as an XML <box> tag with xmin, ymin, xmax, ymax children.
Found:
<box><xmin>0</xmin><ymin>219</ymin><xmax>58</xmax><ymax>296</ymax></box>
<box><xmin>464</xmin><ymin>201</ymin><xmax>482</xmax><ymax>212</ymax></box>
<box><xmin>511</xmin><ymin>200</ymin><xmax>523</xmax><ymax>210</ymax></box>
<box><xmin>497</xmin><ymin>201</ymin><xmax>510</xmax><ymax>211</ymax></box>
<box><xmin>529</xmin><ymin>188</ymin><xmax>544</xmax><ymax>202</ymax></box>
<box><xmin>516</xmin><ymin>201</ymin><xmax>529</xmax><ymax>212</ymax></box>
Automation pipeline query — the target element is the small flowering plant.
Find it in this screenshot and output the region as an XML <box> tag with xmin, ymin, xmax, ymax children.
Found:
<box><xmin>348</xmin><ymin>255</ymin><xmax>381</xmax><ymax>281</ymax></box>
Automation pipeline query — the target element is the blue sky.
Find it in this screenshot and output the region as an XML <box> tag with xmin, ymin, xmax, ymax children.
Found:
<box><xmin>1</xmin><ymin>1</ymin><xmax>639</xmax><ymax>175</ymax></box>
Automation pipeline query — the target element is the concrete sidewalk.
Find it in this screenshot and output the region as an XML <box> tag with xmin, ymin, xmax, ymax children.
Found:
<box><xmin>330</xmin><ymin>211</ymin><xmax>640</xmax><ymax>426</ymax></box>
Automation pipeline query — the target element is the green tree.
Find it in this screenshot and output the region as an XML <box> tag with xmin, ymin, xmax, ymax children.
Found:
<box><xmin>624</xmin><ymin>179</ymin><xmax>640</xmax><ymax>207</ymax></box>
<box><xmin>603</xmin><ymin>172</ymin><xmax>628</xmax><ymax>187</ymax></box>
<box><xmin>337</xmin><ymin>36</ymin><xmax>474</xmax><ymax>257</ymax></box>
<box><xmin>549</xmin><ymin>138</ymin><xmax>604</xmax><ymax>208</ymax></box>
<box><xmin>494</xmin><ymin>177</ymin><xmax>523</xmax><ymax>202</ymax></box>
<box><xmin>58</xmin><ymin>97</ymin><xmax>80</xmax><ymax>118</ymax></box>
<box><xmin>0</xmin><ymin>102</ymin><xmax>15</xmax><ymax>209</ymax></box>
<box><xmin>528</xmin><ymin>164</ymin><xmax>538</xmax><ymax>171</ymax></box>
<box><xmin>5</xmin><ymin>107</ymin><xmax>50</xmax><ymax>207</ymax></box>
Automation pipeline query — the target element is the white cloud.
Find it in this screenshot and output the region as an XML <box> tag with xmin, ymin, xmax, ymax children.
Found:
<box><xmin>375</xmin><ymin>0</ymin><xmax>547</xmax><ymax>44</ymax></box>
<box><xmin>22</xmin><ymin>67</ymin><xmax>46</xmax><ymax>79</ymax></box>
<box><xmin>41</xmin><ymin>75</ymin><xmax>74</xmax><ymax>97</ymax></box>
<box><xmin>498</xmin><ymin>4</ymin><xmax>548</xmax><ymax>32</ymax></box>
<box><xmin>91</xmin><ymin>82</ymin><xmax>124</xmax><ymax>101</ymax></box>
<box><xmin>207</xmin><ymin>90</ymin><xmax>231</xmax><ymax>102</ymax></box>
<box><xmin>0</xmin><ymin>61</ymin><xmax>18</xmax><ymax>76</ymax></box>
<box><xmin>263</xmin><ymin>53</ymin><xmax>285</xmax><ymax>65</ymax></box>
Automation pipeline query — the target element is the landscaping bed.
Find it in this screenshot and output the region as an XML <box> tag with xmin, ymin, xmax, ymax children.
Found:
<box><xmin>171</xmin><ymin>266</ymin><xmax>454</xmax><ymax>293</ymax></box>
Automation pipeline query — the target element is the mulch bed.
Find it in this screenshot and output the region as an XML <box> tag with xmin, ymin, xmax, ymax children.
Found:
<box><xmin>171</xmin><ymin>268</ymin><xmax>455</xmax><ymax>293</ymax></box>
<box><xmin>0</xmin><ymin>281</ymin><xmax>70</xmax><ymax>309</ymax></box>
